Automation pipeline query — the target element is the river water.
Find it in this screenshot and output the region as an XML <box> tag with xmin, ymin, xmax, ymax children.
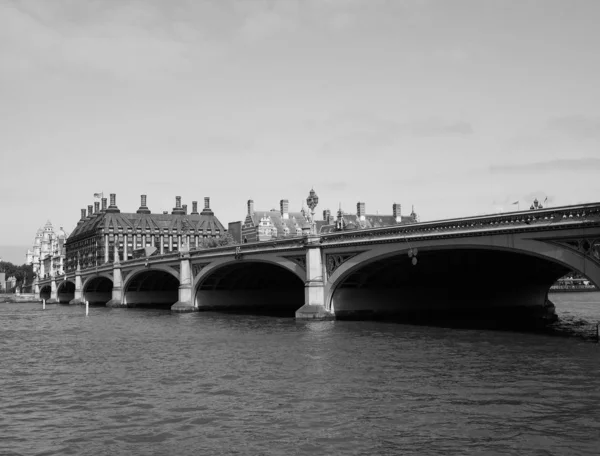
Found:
<box><xmin>1</xmin><ymin>293</ymin><xmax>600</xmax><ymax>456</ymax></box>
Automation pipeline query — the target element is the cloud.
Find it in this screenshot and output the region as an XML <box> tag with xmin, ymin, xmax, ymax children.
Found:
<box><xmin>0</xmin><ymin>0</ymin><xmax>225</xmax><ymax>81</ymax></box>
<box><xmin>546</xmin><ymin>115</ymin><xmax>600</xmax><ymax>139</ymax></box>
<box><xmin>490</xmin><ymin>157</ymin><xmax>600</xmax><ymax>174</ymax></box>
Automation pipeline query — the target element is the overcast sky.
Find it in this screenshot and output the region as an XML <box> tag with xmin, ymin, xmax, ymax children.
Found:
<box><xmin>1</xmin><ymin>0</ymin><xmax>599</xmax><ymax>263</ymax></box>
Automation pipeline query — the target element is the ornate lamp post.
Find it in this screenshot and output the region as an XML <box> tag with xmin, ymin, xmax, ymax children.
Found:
<box><xmin>306</xmin><ymin>188</ymin><xmax>319</xmax><ymax>234</ymax></box>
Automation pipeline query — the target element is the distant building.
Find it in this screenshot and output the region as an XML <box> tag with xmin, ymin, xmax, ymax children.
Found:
<box><xmin>240</xmin><ymin>199</ymin><xmax>309</xmax><ymax>243</ymax></box>
<box><xmin>237</xmin><ymin>197</ymin><xmax>419</xmax><ymax>243</ymax></box>
<box><xmin>65</xmin><ymin>194</ymin><xmax>226</xmax><ymax>272</ymax></box>
<box><xmin>26</xmin><ymin>221</ymin><xmax>68</xmax><ymax>279</ymax></box>
<box><xmin>318</xmin><ymin>202</ymin><xmax>418</xmax><ymax>234</ymax></box>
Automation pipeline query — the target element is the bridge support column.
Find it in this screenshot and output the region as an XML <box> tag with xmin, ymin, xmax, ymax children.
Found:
<box><xmin>172</xmin><ymin>250</ymin><xmax>197</xmax><ymax>313</ymax></box>
<box><xmin>107</xmin><ymin>245</ymin><xmax>126</xmax><ymax>308</ymax></box>
<box><xmin>34</xmin><ymin>281</ymin><xmax>40</xmax><ymax>297</ymax></box>
<box><xmin>296</xmin><ymin>235</ymin><xmax>335</xmax><ymax>320</ymax></box>
<box><xmin>69</xmin><ymin>264</ymin><xmax>84</xmax><ymax>305</ymax></box>
<box><xmin>47</xmin><ymin>276</ymin><xmax>59</xmax><ymax>304</ymax></box>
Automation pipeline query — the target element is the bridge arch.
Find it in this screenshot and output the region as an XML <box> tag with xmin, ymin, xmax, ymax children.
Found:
<box><xmin>56</xmin><ymin>280</ymin><xmax>76</xmax><ymax>304</ymax></box>
<box><xmin>325</xmin><ymin>237</ymin><xmax>600</xmax><ymax>327</ymax></box>
<box><xmin>82</xmin><ymin>274</ymin><xmax>113</xmax><ymax>306</ymax></box>
<box><xmin>123</xmin><ymin>267</ymin><xmax>180</xmax><ymax>309</ymax></box>
<box><xmin>40</xmin><ymin>284</ymin><xmax>52</xmax><ymax>301</ymax></box>
<box><xmin>193</xmin><ymin>257</ymin><xmax>305</xmax><ymax>315</ymax></box>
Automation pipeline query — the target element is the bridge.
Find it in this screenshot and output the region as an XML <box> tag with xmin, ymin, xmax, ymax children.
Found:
<box><xmin>36</xmin><ymin>202</ymin><xmax>600</xmax><ymax>327</ymax></box>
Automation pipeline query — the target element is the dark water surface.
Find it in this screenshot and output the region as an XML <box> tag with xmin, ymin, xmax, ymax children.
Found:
<box><xmin>2</xmin><ymin>295</ymin><xmax>600</xmax><ymax>456</ymax></box>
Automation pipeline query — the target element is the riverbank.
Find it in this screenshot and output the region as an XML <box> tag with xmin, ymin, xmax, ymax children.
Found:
<box><xmin>0</xmin><ymin>294</ymin><xmax>41</xmax><ymax>304</ymax></box>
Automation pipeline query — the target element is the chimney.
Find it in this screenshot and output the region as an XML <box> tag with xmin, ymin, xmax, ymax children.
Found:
<box><xmin>80</xmin><ymin>209</ymin><xmax>86</xmax><ymax>221</ymax></box>
<box><xmin>94</xmin><ymin>202</ymin><xmax>100</xmax><ymax>214</ymax></box>
<box><xmin>182</xmin><ymin>204</ymin><xmax>188</xmax><ymax>215</ymax></box>
<box><xmin>201</xmin><ymin>197</ymin><xmax>214</xmax><ymax>215</ymax></box>
<box><xmin>191</xmin><ymin>201</ymin><xmax>199</xmax><ymax>215</ymax></box>
<box><xmin>280</xmin><ymin>199</ymin><xmax>289</xmax><ymax>219</ymax></box>
<box><xmin>393</xmin><ymin>203</ymin><xmax>401</xmax><ymax>223</ymax></box>
<box><xmin>248</xmin><ymin>199</ymin><xmax>254</xmax><ymax>215</ymax></box>
<box><xmin>101</xmin><ymin>198</ymin><xmax>107</xmax><ymax>212</ymax></box>
<box><xmin>357</xmin><ymin>202</ymin><xmax>366</xmax><ymax>221</ymax></box>
<box><xmin>137</xmin><ymin>194</ymin><xmax>151</xmax><ymax>214</ymax></box>
<box><xmin>172</xmin><ymin>196</ymin><xmax>185</xmax><ymax>215</ymax></box>
<box><xmin>323</xmin><ymin>209</ymin><xmax>332</xmax><ymax>223</ymax></box>
<box><xmin>87</xmin><ymin>205</ymin><xmax>93</xmax><ymax>217</ymax></box>
<box><xmin>106</xmin><ymin>193</ymin><xmax>120</xmax><ymax>213</ymax></box>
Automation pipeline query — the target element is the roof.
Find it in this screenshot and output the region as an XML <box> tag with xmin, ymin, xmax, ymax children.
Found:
<box><xmin>247</xmin><ymin>210</ymin><xmax>309</xmax><ymax>234</ymax></box>
<box><xmin>316</xmin><ymin>212</ymin><xmax>417</xmax><ymax>233</ymax></box>
<box><xmin>68</xmin><ymin>210</ymin><xmax>226</xmax><ymax>242</ymax></box>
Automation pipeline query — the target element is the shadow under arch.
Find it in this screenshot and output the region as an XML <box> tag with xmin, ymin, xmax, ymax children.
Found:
<box><xmin>56</xmin><ymin>280</ymin><xmax>75</xmax><ymax>304</ymax></box>
<box><xmin>328</xmin><ymin>246</ymin><xmax>576</xmax><ymax>329</ymax></box>
<box><xmin>123</xmin><ymin>268</ymin><xmax>180</xmax><ymax>309</ymax></box>
<box><xmin>195</xmin><ymin>260</ymin><xmax>305</xmax><ymax>316</ymax></box>
<box><xmin>40</xmin><ymin>285</ymin><xmax>51</xmax><ymax>301</ymax></box>
<box><xmin>83</xmin><ymin>276</ymin><xmax>113</xmax><ymax>306</ymax></box>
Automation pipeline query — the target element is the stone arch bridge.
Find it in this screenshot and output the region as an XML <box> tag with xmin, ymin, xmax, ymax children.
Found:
<box><xmin>37</xmin><ymin>203</ymin><xmax>600</xmax><ymax>327</ymax></box>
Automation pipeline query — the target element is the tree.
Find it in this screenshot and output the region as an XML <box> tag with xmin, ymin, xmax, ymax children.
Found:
<box><xmin>0</xmin><ymin>261</ymin><xmax>34</xmax><ymax>287</ymax></box>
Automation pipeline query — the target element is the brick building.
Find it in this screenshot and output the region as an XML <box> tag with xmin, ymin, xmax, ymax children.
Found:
<box><xmin>65</xmin><ymin>194</ymin><xmax>225</xmax><ymax>271</ymax></box>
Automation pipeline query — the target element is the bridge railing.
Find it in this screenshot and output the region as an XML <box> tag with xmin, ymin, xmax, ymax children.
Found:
<box><xmin>320</xmin><ymin>201</ymin><xmax>600</xmax><ymax>243</ymax></box>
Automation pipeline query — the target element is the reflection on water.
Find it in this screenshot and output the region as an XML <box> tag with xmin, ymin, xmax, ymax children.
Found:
<box><xmin>1</xmin><ymin>294</ymin><xmax>599</xmax><ymax>455</ymax></box>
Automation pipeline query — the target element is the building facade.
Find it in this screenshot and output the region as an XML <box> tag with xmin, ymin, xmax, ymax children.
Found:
<box><xmin>26</xmin><ymin>220</ymin><xmax>68</xmax><ymax>279</ymax></box>
<box><xmin>65</xmin><ymin>194</ymin><xmax>226</xmax><ymax>271</ymax></box>
<box><xmin>237</xmin><ymin>196</ymin><xmax>418</xmax><ymax>243</ymax></box>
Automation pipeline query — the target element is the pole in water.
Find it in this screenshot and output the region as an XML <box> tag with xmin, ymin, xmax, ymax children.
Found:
<box><xmin>42</xmin><ymin>299</ymin><xmax>46</xmax><ymax>310</ymax></box>
<box><xmin>597</xmin><ymin>323</ymin><xmax>599</xmax><ymax>343</ymax></box>
<box><xmin>85</xmin><ymin>300</ymin><xmax>89</xmax><ymax>316</ymax></box>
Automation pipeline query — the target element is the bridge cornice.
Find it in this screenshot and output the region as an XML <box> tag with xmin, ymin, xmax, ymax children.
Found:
<box><xmin>320</xmin><ymin>203</ymin><xmax>600</xmax><ymax>248</ymax></box>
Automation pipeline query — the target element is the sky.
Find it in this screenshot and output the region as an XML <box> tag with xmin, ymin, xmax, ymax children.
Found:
<box><xmin>1</xmin><ymin>0</ymin><xmax>599</xmax><ymax>263</ymax></box>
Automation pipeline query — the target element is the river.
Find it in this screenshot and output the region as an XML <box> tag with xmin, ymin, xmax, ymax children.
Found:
<box><xmin>1</xmin><ymin>293</ymin><xmax>599</xmax><ymax>455</ymax></box>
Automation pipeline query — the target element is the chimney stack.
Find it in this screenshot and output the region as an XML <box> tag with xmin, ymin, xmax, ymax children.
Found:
<box><xmin>201</xmin><ymin>197</ymin><xmax>214</xmax><ymax>215</ymax></box>
<box><xmin>172</xmin><ymin>196</ymin><xmax>185</xmax><ymax>215</ymax></box>
<box><xmin>183</xmin><ymin>204</ymin><xmax>188</xmax><ymax>215</ymax></box>
<box><xmin>87</xmin><ymin>205</ymin><xmax>93</xmax><ymax>217</ymax></box>
<box><xmin>357</xmin><ymin>202</ymin><xmax>366</xmax><ymax>221</ymax></box>
<box><xmin>101</xmin><ymin>198</ymin><xmax>107</xmax><ymax>212</ymax></box>
<box><xmin>137</xmin><ymin>194</ymin><xmax>151</xmax><ymax>214</ymax></box>
<box><xmin>80</xmin><ymin>209</ymin><xmax>86</xmax><ymax>221</ymax></box>
<box><xmin>191</xmin><ymin>201</ymin><xmax>199</xmax><ymax>215</ymax></box>
<box><xmin>323</xmin><ymin>209</ymin><xmax>332</xmax><ymax>223</ymax></box>
<box><xmin>106</xmin><ymin>193</ymin><xmax>120</xmax><ymax>213</ymax></box>
<box><xmin>94</xmin><ymin>201</ymin><xmax>100</xmax><ymax>214</ymax></box>
<box><xmin>248</xmin><ymin>199</ymin><xmax>254</xmax><ymax>215</ymax></box>
<box><xmin>393</xmin><ymin>203</ymin><xmax>402</xmax><ymax>223</ymax></box>
<box><xmin>280</xmin><ymin>199</ymin><xmax>289</xmax><ymax>219</ymax></box>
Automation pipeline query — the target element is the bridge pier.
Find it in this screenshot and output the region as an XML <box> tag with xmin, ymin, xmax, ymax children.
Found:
<box><xmin>46</xmin><ymin>276</ymin><xmax>59</xmax><ymax>304</ymax></box>
<box><xmin>106</xmin><ymin>247</ymin><xmax>126</xmax><ymax>308</ymax></box>
<box><xmin>172</xmin><ymin>250</ymin><xmax>197</xmax><ymax>313</ymax></box>
<box><xmin>296</xmin><ymin>235</ymin><xmax>334</xmax><ymax>320</ymax></box>
<box><xmin>69</xmin><ymin>262</ymin><xmax>84</xmax><ymax>305</ymax></box>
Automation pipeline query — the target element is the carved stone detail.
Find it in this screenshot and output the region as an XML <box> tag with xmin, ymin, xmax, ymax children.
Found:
<box><xmin>550</xmin><ymin>238</ymin><xmax>600</xmax><ymax>264</ymax></box>
<box><xmin>284</xmin><ymin>255</ymin><xmax>306</xmax><ymax>271</ymax></box>
<box><xmin>326</xmin><ymin>253</ymin><xmax>360</xmax><ymax>276</ymax></box>
<box><xmin>192</xmin><ymin>263</ymin><xmax>210</xmax><ymax>277</ymax></box>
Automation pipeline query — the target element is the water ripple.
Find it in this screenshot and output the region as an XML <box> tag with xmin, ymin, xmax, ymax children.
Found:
<box><xmin>1</xmin><ymin>298</ymin><xmax>600</xmax><ymax>455</ymax></box>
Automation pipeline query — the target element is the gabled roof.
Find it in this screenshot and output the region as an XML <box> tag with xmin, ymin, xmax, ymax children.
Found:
<box><xmin>248</xmin><ymin>210</ymin><xmax>309</xmax><ymax>234</ymax></box>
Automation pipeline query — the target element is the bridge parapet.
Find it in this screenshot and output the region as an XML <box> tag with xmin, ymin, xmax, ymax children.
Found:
<box><xmin>320</xmin><ymin>202</ymin><xmax>600</xmax><ymax>245</ymax></box>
